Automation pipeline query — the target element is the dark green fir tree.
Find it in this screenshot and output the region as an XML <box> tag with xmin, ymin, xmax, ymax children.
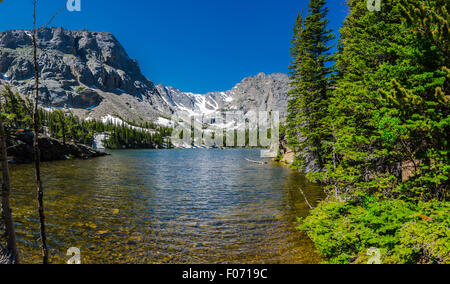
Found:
<box><xmin>287</xmin><ymin>0</ymin><xmax>334</xmax><ymax>172</ymax></box>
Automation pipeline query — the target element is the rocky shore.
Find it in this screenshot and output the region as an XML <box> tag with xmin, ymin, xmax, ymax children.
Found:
<box><xmin>7</xmin><ymin>132</ymin><xmax>107</xmax><ymax>164</ymax></box>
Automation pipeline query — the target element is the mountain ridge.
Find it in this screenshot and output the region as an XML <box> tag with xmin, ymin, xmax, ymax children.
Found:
<box><xmin>0</xmin><ymin>28</ymin><xmax>291</xmax><ymax>124</ymax></box>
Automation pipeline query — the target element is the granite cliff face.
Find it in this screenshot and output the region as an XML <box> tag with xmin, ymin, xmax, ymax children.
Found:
<box><xmin>0</xmin><ymin>28</ymin><xmax>291</xmax><ymax>124</ymax></box>
<box><xmin>0</xmin><ymin>28</ymin><xmax>170</xmax><ymax>121</ymax></box>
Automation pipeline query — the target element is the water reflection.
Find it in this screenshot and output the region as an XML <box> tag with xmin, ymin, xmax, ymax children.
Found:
<box><xmin>9</xmin><ymin>149</ymin><xmax>324</xmax><ymax>264</ymax></box>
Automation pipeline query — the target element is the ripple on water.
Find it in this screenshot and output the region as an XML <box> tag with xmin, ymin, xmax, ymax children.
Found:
<box><xmin>9</xmin><ymin>149</ymin><xmax>324</xmax><ymax>264</ymax></box>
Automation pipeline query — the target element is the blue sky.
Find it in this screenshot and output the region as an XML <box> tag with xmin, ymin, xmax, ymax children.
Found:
<box><xmin>0</xmin><ymin>0</ymin><xmax>348</xmax><ymax>93</ymax></box>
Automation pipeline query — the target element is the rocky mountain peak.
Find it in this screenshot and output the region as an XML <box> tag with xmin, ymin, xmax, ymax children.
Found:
<box><xmin>156</xmin><ymin>72</ymin><xmax>291</xmax><ymax>120</ymax></box>
<box><xmin>0</xmin><ymin>27</ymin><xmax>158</xmax><ymax>108</ymax></box>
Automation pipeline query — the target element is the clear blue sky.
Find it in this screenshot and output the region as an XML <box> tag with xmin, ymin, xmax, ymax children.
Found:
<box><xmin>0</xmin><ymin>0</ymin><xmax>348</xmax><ymax>93</ymax></box>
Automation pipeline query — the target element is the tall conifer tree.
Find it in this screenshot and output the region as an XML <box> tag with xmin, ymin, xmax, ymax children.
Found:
<box><xmin>327</xmin><ymin>0</ymin><xmax>448</xmax><ymax>200</ymax></box>
<box><xmin>287</xmin><ymin>12</ymin><xmax>305</xmax><ymax>152</ymax></box>
<box><xmin>287</xmin><ymin>0</ymin><xmax>334</xmax><ymax>172</ymax></box>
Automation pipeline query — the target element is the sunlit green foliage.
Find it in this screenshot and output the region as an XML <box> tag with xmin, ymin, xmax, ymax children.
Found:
<box><xmin>298</xmin><ymin>200</ymin><xmax>449</xmax><ymax>264</ymax></box>
<box><xmin>322</xmin><ymin>0</ymin><xmax>449</xmax><ymax>201</ymax></box>
<box><xmin>291</xmin><ymin>0</ymin><xmax>449</xmax><ymax>264</ymax></box>
<box><xmin>0</xmin><ymin>85</ymin><xmax>33</xmax><ymax>131</ymax></box>
<box><xmin>104</xmin><ymin>123</ymin><xmax>172</xmax><ymax>149</ymax></box>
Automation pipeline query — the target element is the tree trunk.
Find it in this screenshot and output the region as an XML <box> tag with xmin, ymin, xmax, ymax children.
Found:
<box><xmin>30</xmin><ymin>0</ymin><xmax>66</xmax><ymax>265</ymax></box>
<box><xmin>32</xmin><ymin>30</ymin><xmax>49</xmax><ymax>265</ymax></box>
<box><xmin>62</xmin><ymin>117</ymin><xmax>66</xmax><ymax>145</ymax></box>
<box><xmin>0</xmin><ymin>96</ymin><xmax>20</xmax><ymax>264</ymax></box>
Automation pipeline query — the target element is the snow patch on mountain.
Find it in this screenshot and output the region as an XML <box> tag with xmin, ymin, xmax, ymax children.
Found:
<box><xmin>1</xmin><ymin>73</ymin><xmax>9</xmax><ymax>81</ymax></box>
<box><xmin>157</xmin><ymin>117</ymin><xmax>175</xmax><ymax>128</ymax></box>
<box><xmin>86</xmin><ymin>115</ymin><xmax>157</xmax><ymax>134</ymax></box>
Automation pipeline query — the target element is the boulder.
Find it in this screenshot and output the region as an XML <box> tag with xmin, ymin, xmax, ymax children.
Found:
<box><xmin>7</xmin><ymin>132</ymin><xmax>107</xmax><ymax>164</ymax></box>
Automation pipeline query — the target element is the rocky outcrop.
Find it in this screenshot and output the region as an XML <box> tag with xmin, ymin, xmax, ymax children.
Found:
<box><xmin>277</xmin><ymin>135</ymin><xmax>321</xmax><ymax>174</ymax></box>
<box><xmin>0</xmin><ymin>28</ymin><xmax>159</xmax><ymax>101</ymax></box>
<box><xmin>7</xmin><ymin>132</ymin><xmax>107</xmax><ymax>164</ymax></box>
<box><xmin>278</xmin><ymin>137</ymin><xmax>296</xmax><ymax>165</ymax></box>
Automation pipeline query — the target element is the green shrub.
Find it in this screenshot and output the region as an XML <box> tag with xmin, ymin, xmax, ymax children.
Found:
<box><xmin>75</xmin><ymin>86</ymin><xmax>85</xmax><ymax>94</ymax></box>
<box><xmin>389</xmin><ymin>202</ymin><xmax>450</xmax><ymax>264</ymax></box>
<box><xmin>298</xmin><ymin>200</ymin><xmax>449</xmax><ymax>264</ymax></box>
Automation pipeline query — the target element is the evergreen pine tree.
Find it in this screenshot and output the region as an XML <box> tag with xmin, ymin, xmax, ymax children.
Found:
<box><xmin>287</xmin><ymin>12</ymin><xmax>305</xmax><ymax>153</ymax></box>
<box><xmin>287</xmin><ymin>0</ymin><xmax>334</xmax><ymax>172</ymax></box>
<box><xmin>326</xmin><ymin>0</ymin><xmax>448</xmax><ymax>200</ymax></box>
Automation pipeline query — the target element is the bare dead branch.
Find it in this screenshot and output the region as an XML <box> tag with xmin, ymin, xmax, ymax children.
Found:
<box><xmin>32</xmin><ymin>0</ymin><xmax>37</xmax><ymax>32</ymax></box>
<box><xmin>299</xmin><ymin>187</ymin><xmax>314</xmax><ymax>210</ymax></box>
<box><xmin>38</xmin><ymin>5</ymin><xmax>66</xmax><ymax>31</ymax></box>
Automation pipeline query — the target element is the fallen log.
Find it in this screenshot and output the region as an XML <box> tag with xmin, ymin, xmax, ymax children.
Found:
<box><xmin>245</xmin><ymin>158</ymin><xmax>268</xmax><ymax>165</ymax></box>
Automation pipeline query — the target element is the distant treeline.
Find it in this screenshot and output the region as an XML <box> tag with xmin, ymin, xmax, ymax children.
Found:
<box><xmin>0</xmin><ymin>85</ymin><xmax>173</xmax><ymax>149</ymax></box>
